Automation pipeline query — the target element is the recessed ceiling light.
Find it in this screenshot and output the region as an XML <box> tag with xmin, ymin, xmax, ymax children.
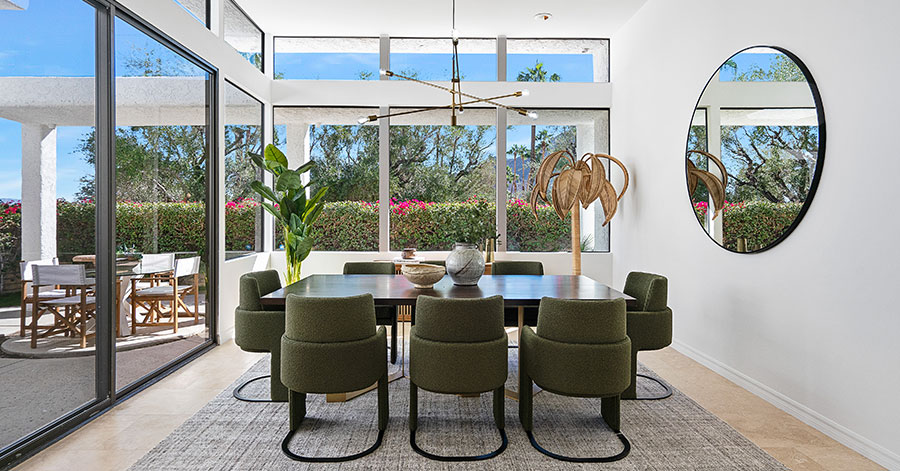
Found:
<box><xmin>534</xmin><ymin>12</ymin><xmax>552</xmax><ymax>21</ymax></box>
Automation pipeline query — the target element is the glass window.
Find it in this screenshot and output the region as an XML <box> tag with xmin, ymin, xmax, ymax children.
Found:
<box><xmin>274</xmin><ymin>37</ymin><xmax>380</xmax><ymax>80</ymax></box>
<box><xmin>273</xmin><ymin>107</ymin><xmax>379</xmax><ymax>251</ymax></box>
<box><xmin>0</xmin><ymin>0</ymin><xmax>98</xmax><ymax>452</ymax></box>
<box><xmin>174</xmin><ymin>0</ymin><xmax>207</xmax><ymax>26</ymax></box>
<box><xmin>224</xmin><ymin>0</ymin><xmax>263</xmax><ymax>71</ymax></box>
<box><xmin>719</xmin><ymin>49</ymin><xmax>807</xmax><ymax>82</ymax></box>
<box><xmin>390</xmin><ymin>108</ymin><xmax>496</xmax><ymax>251</ymax></box>
<box><xmin>114</xmin><ymin>16</ymin><xmax>211</xmax><ymax>391</ymax></box>
<box><xmin>507</xmin><ymin>39</ymin><xmax>609</xmax><ymax>83</ymax></box>
<box><xmin>506</xmin><ymin>109</ymin><xmax>610</xmax><ymax>252</ymax></box>
<box><xmin>224</xmin><ymin>82</ymin><xmax>263</xmax><ymax>256</ymax></box>
<box><xmin>390</xmin><ymin>38</ymin><xmax>496</xmax><ymax>81</ymax></box>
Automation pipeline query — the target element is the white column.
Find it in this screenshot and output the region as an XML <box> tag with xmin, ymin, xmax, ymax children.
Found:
<box><xmin>495</xmin><ymin>108</ymin><xmax>507</xmax><ymax>252</ymax></box>
<box><xmin>21</xmin><ymin>124</ymin><xmax>57</xmax><ymax>261</ymax></box>
<box><xmin>284</xmin><ymin>123</ymin><xmax>309</xmax><ymax>168</ymax></box>
<box><xmin>706</xmin><ymin>105</ymin><xmax>724</xmax><ymax>244</ymax></box>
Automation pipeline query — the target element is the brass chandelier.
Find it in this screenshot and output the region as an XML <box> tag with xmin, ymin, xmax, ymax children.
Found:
<box><xmin>358</xmin><ymin>0</ymin><xmax>537</xmax><ymax>126</ymax></box>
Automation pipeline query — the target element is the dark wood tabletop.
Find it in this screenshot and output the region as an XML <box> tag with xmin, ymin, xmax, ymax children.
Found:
<box><xmin>260</xmin><ymin>274</ymin><xmax>636</xmax><ymax>308</ymax></box>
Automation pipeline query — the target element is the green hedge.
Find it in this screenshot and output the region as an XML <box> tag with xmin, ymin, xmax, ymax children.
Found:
<box><xmin>695</xmin><ymin>200</ymin><xmax>803</xmax><ymax>251</ymax></box>
<box><xmin>272</xmin><ymin>199</ymin><xmax>571</xmax><ymax>252</ymax></box>
<box><xmin>1</xmin><ymin>199</ymin><xmax>576</xmax><ymax>266</ymax></box>
<box><xmin>722</xmin><ymin>201</ymin><xmax>802</xmax><ymax>251</ymax></box>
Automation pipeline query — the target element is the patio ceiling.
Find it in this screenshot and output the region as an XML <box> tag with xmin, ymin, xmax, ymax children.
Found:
<box><xmin>234</xmin><ymin>0</ymin><xmax>648</xmax><ymax>38</ymax></box>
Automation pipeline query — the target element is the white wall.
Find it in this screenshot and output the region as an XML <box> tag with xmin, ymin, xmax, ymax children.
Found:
<box><xmin>218</xmin><ymin>252</ymin><xmax>270</xmax><ymax>342</ymax></box>
<box><xmin>609</xmin><ymin>1</ymin><xmax>900</xmax><ymax>467</ymax></box>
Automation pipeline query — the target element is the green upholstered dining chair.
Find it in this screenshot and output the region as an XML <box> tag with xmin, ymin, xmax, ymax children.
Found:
<box><xmin>622</xmin><ymin>271</ymin><xmax>673</xmax><ymax>400</ymax></box>
<box><xmin>519</xmin><ymin>297</ymin><xmax>632</xmax><ymax>462</ymax></box>
<box><xmin>491</xmin><ymin>261</ymin><xmax>544</xmax><ymax>337</ymax></box>
<box><xmin>343</xmin><ymin>262</ymin><xmax>399</xmax><ymax>364</ymax></box>
<box><xmin>234</xmin><ymin>270</ymin><xmax>288</xmax><ymax>402</ymax></box>
<box><xmin>280</xmin><ymin>293</ymin><xmax>389</xmax><ymax>462</ymax></box>
<box><xmin>408</xmin><ymin>295</ymin><xmax>508</xmax><ymax>461</ymax></box>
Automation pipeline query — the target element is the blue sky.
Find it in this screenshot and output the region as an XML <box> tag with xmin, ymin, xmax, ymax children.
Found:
<box><xmin>0</xmin><ymin>0</ymin><xmax>96</xmax><ymax>201</ymax></box>
<box><xmin>719</xmin><ymin>52</ymin><xmax>792</xmax><ymax>81</ymax></box>
<box><xmin>275</xmin><ymin>50</ymin><xmax>594</xmax><ymax>82</ymax></box>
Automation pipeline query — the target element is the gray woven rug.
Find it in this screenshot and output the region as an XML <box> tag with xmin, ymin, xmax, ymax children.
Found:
<box><xmin>130</xmin><ymin>348</ymin><xmax>786</xmax><ymax>470</ymax></box>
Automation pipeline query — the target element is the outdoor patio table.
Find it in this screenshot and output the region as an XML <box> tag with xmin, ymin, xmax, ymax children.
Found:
<box><xmin>261</xmin><ymin>274</ymin><xmax>637</xmax><ymax>400</ymax></box>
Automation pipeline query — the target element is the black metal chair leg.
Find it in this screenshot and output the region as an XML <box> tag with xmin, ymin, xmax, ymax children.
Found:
<box><xmin>232</xmin><ymin>374</ymin><xmax>275</xmax><ymax>403</ymax></box>
<box><xmin>526</xmin><ymin>430</ymin><xmax>630</xmax><ymax>463</ymax></box>
<box><xmin>410</xmin><ymin>427</ymin><xmax>507</xmax><ymax>462</ymax></box>
<box><xmin>282</xmin><ymin>428</ymin><xmax>385</xmax><ymax>462</ymax></box>
<box><xmin>624</xmin><ymin>373</ymin><xmax>673</xmax><ymax>401</ymax></box>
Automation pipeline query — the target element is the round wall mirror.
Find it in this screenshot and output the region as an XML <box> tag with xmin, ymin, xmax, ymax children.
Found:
<box><xmin>685</xmin><ymin>46</ymin><xmax>825</xmax><ymax>253</ymax></box>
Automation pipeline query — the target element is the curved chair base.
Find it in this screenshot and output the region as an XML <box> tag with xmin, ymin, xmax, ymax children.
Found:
<box><xmin>232</xmin><ymin>374</ymin><xmax>274</xmax><ymax>403</ymax></box>
<box><xmin>626</xmin><ymin>373</ymin><xmax>673</xmax><ymax>401</ymax></box>
<box><xmin>410</xmin><ymin>428</ymin><xmax>508</xmax><ymax>462</ymax></box>
<box><xmin>526</xmin><ymin>430</ymin><xmax>630</xmax><ymax>463</ymax></box>
<box><xmin>282</xmin><ymin>428</ymin><xmax>385</xmax><ymax>462</ymax></box>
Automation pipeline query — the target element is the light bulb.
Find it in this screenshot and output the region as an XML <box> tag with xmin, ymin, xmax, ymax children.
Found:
<box><xmin>451</xmin><ymin>28</ymin><xmax>459</xmax><ymax>41</ymax></box>
<box><xmin>527</xmin><ymin>111</ymin><xmax>539</xmax><ymax>120</ymax></box>
<box><xmin>458</xmin><ymin>107</ymin><xmax>465</xmax><ymax>114</ymax></box>
<box><xmin>357</xmin><ymin>116</ymin><xmax>369</xmax><ymax>124</ymax></box>
<box><xmin>521</xmin><ymin>89</ymin><xmax>530</xmax><ymax>96</ymax></box>
<box><xmin>379</xmin><ymin>69</ymin><xmax>387</xmax><ymax>76</ymax></box>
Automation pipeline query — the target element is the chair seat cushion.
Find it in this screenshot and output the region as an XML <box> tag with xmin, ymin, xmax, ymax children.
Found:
<box><xmin>42</xmin><ymin>295</ymin><xmax>96</xmax><ymax>306</ymax></box>
<box><xmin>135</xmin><ymin>285</ymin><xmax>191</xmax><ymax>296</ymax></box>
<box><xmin>25</xmin><ymin>289</ymin><xmax>69</xmax><ymax>301</ymax></box>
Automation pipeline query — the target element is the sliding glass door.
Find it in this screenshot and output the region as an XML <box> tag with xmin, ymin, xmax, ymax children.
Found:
<box><xmin>112</xmin><ymin>15</ymin><xmax>214</xmax><ymax>393</ymax></box>
<box><xmin>0</xmin><ymin>2</ymin><xmax>218</xmax><ymax>466</ymax></box>
<box><xmin>0</xmin><ymin>0</ymin><xmax>99</xmax><ymax>453</ymax></box>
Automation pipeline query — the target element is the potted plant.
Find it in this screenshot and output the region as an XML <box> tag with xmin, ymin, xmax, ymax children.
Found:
<box><xmin>250</xmin><ymin>144</ymin><xmax>327</xmax><ymax>284</ymax></box>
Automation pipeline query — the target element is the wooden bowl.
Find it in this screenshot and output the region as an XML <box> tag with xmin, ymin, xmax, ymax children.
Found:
<box><xmin>401</xmin><ymin>263</ymin><xmax>445</xmax><ymax>289</ymax></box>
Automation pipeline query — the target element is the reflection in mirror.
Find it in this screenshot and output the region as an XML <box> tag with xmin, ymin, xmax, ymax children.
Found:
<box><xmin>686</xmin><ymin>47</ymin><xmax>824</xmax><ymax>253</ymax></box>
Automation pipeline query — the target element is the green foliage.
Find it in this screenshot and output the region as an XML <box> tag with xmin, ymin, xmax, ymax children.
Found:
<box><xmin>721</xmin><ymin>201</ymin><xmax>802</xmax><ymax>251</ymax></box>
<box><xmin>250</xmin><ymin>144</ymin><xmax>326</xmax><ymax>283</ymax></box>
<box><xmin>507</xmin><ymin>201</ymin><xmax>571</xmax><ymax>252</ymax></box>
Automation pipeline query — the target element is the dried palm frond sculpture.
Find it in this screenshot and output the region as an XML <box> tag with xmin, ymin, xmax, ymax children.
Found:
<box><xmin>530</xmin><ymin>150</ymin><xmax>629</xmax><ymax>275</ymax></box>
<box><xmin>686</xmin><ymin>150</ymin><xmax>728</xmax><ymax>219</ymax></box>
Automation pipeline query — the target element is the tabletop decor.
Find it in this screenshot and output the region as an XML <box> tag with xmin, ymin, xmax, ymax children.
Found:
<box><xmin>446</xmin><ymin>242</ymin><xmax>485</xmax><ymax>286</ymax></box>
<box><xmin>530</xmin><ymin>150</ymin><xmax>629</xmax><ymax>275</ymax></box>
<box><xmin>686</xmin><ymin>149</ymin><xmax>727</xmax><ymax>219</ymax></box>
<box><xmin>250</xmin><ymin>144</ymin><xmax>327</xmax><ymax>284</ymax></box>
<box><xmin>400</xmin><ymin>263</ymin><xmax>446</xmax><ymax>289</ymax></box>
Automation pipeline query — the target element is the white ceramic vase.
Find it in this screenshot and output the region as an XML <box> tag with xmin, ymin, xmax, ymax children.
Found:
<box><xmin>446</xmin><ymin>242</ymin><xmax>485</xmax><ymax>286</ymax></box>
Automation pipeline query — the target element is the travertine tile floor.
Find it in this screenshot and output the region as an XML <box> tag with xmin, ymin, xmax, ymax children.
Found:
<box><xmin>12</xmin><ymin>335</ymin><xmax>885</xmax><ymax>470</ymax></box>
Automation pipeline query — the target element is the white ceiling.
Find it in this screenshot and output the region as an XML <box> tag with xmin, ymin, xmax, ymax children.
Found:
<box><xmin>234</xmin><ymin>0</ymin><xmax>647</xmax><ymax>38</ymax></box>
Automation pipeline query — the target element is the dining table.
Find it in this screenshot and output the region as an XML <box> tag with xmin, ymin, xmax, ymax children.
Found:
<box><xmin>261</xmin><ymin>274</ymin><xmax>636</xmax><ymax>401</ymax></box>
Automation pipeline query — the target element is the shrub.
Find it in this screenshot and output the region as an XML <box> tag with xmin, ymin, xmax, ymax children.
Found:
<box><xmin>722</xmin><ymin>200</ymin><xmax>802</xmax><ymax>251</ymax></box>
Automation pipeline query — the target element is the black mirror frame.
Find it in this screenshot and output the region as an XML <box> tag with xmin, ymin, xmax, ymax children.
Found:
<box><xmin>685</xmin><ymin>45</ymin><xmax>826</xmax><ymax>254</ymax></box>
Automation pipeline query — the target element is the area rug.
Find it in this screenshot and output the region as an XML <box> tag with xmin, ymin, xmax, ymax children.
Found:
<box><xmin>129</xmin><ymin>350</ymin><xmax>787</xmax><ymax>470</ymax></box>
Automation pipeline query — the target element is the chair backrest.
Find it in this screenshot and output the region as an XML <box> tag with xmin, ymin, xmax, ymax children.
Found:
<box><xmin>239</xmin><ymin>270</ymin><xmax>282</xmax><ymax>311</ymax></box>
<box><xmin>623</xmin><ymin>271</ymin><xmax>668</xmax><ymax>311</ymax></box>
<box><xmin>135</xmin><ymin>253</ymin><xmax>176</xmax><ymax>274</ymax></box>
<box><xmin>491</xmin><ymin>260</ymin><xmax>544</xmax><ymax>276</ymax></box>
<box><xmin>20</xmin><ymin>258</ymin><xmax>59</xmax><ymax>282</ymax></box>
<box><xmin>343</xmin><ymin>261</ymin><xmax>395</xmax><ymax>275</ymax></box>
<box><xmin>174</xmin><ymin>256</ymin><xmax>201</xmax><ymax>278</ymax></box>
<box><xmin>32</xmin><ymin>264</ymin><xmax>88</xmax><ymax>287</ymax></box>
<box><xmin>285</xmin><ymin>293</ymin><xmax>376</xmax><ymax>343</ymax></box>
<box><xmin>536</xmin><ymin>297</ymin><xmax>627</xmax><ymax>344</ymax></box>
<box><xmin>414</xmin><ymin>295</ymin><xmax>504</xmax><ymax>343</ymax></box>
